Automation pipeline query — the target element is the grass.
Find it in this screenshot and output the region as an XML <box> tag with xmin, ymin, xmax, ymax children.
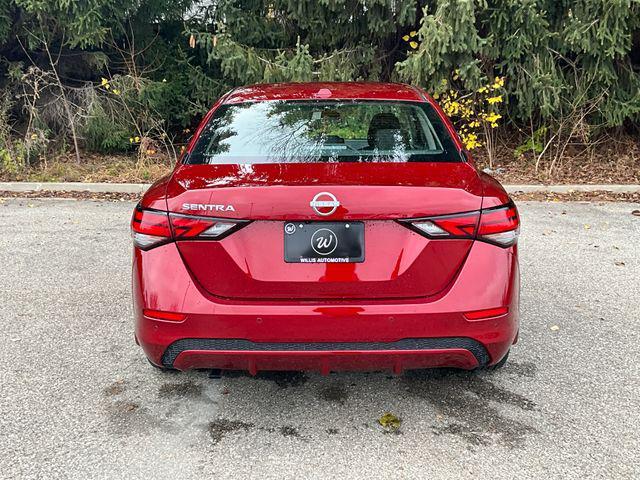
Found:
<box><xmin>1</xmin><ymin>152</ymin><xmax>173</xmax><ymax>183</ymax></box>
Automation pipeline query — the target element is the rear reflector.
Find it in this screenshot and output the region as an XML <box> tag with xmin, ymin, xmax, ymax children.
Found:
<box><xmin>131</xmin><ymin>205</ymin><xmax>249</xmax><ymax>250</ymax></box>
<box><xmin>403</xmin><ymin>201</ymin><xmax>519</xmax><ymax>248</ymax></box>
<box><xmin>464</xmin><ymin>307</ymin><xmax>509</xmax><ymax>320</ymax></box>
<box><xmin>143</xmin><ymin>309</ymin><xmax>186</xmax><ymax>322</ymax></box>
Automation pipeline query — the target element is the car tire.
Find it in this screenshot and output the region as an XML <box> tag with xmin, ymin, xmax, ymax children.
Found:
<box><xmin>486</xmin><ymin>349</ymin><xmax>509</xmax><ymax>370</ymax></box>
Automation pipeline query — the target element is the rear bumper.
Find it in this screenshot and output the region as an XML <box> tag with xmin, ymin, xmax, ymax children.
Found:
<box><xmin>163</xmin><ymin>338</ymin><xmax>489</xmax><ymax>372</ymax></box>
<box><xmin>133</xmin><ymin>240</ymin><xmax>519</xmax><ymax>373</ymax></box>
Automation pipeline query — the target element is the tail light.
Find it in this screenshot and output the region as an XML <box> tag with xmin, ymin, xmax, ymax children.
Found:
<box><xmin>408</xmin><ymin>211</ymin><xmax>480</xmax><ymax>239</ymax></box>
<box><xmin>131</xmin><ymin>207</ymin><xmax>171</xmax><ymax>249</ymax></box>
<box><xmin>169</xmin><ymin>213</ymin><xmax>246</xmax><ymax>239</ymax></box>
<box><xmin>477</xmin><ymin>203</ymin><xmax>519</xmax><ymax>246</ymax></box>
<box><xmin>402</xmin><ymin>201</ymin><xmax>519</xmax><ymax>247</ymax></box>
<box><xmin>131</xmin><ymin>205</ymin><xmax>248</xmax><ymax>250</ymax></box>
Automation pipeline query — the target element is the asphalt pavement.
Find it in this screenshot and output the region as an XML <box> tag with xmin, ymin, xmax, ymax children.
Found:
<box><xmin>0</xmin><ymin>198</ymin><xmax>638</xmax><ymax>479</ymax></box>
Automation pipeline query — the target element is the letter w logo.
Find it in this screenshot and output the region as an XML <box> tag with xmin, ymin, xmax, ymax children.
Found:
<box><xmin>316</xmin><ymin>236</ymin><xmax>333</xmax><ymax>249</ymax></box>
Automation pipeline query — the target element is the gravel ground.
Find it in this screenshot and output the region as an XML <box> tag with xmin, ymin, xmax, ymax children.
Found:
<box><xmin>0</xmin><ymin>198</ymin><xmax>638</xmax><ymax>480</ymax></box>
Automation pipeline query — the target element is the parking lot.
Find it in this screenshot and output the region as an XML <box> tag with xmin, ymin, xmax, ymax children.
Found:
<box><xmin>0</xmin><ymin>198</ymin><xmax>638</xmax><ymax>479</ymax></box>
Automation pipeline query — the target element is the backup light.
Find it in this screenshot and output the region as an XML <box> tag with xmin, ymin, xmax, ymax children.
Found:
<box><xmin>201</xmin><ymin>221</ymin><xmax>238</xmax><ymax>237</ymax></box>
<box><xmin>412</xmin><ymin>221</ymin><xmax>449</xmax><ymax>237</ymax></box>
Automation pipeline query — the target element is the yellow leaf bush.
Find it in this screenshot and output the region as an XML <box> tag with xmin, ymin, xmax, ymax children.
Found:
<box><xmin>436</xmin><ymin>77</ymin><xmax>506</xmax><ymax>151</ymax></box>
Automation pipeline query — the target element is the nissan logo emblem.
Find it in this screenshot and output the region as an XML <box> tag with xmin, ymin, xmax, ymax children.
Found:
<box><xmin>310</xmin><ymin>192</ymin><xmax>340</xmax><ymax>216</ymax></box>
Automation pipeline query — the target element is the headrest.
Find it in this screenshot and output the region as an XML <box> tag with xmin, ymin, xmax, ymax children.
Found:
<box><xmin>368</xmin><ymin>113</ymin><xmax>402</xmax><ymax>147</ymax></box>
<box><xmin>374</xmin><ymin>129</ymin><xmax>403</xmax><ymax>151</ymax></box>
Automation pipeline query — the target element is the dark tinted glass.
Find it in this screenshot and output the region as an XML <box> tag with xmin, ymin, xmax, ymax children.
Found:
<box><xmin>186</xmin><ymin>100</ymin><xmax>460</xmax><ymax>164</ymax></box>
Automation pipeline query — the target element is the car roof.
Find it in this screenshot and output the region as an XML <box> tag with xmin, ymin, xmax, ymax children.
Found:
<box><xmin>223</xmin><ymin>82</ymin><xmax>427</xmax><ymax>104</ymax></box>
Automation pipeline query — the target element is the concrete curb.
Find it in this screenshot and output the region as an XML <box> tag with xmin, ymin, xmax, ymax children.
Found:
<box><xmin>505</xmin><ymin>184</ymin><xmax>640</xmax><ymax>194</ymax></box>
<box><xmin>1</xmin><ymin>181</ymin><xmax>639</xmax><ymax>195</ymax></box>
<box><xmin>0</xmin><ymin>182</ymin><xmax>151</xmax><ymax>194</ymax></box>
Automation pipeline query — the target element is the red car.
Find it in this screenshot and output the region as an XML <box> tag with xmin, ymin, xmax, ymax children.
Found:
<box><xmin>131</xmin><ymin>82</ymin><xmax>520</xmax><ymax>374</ymax></box>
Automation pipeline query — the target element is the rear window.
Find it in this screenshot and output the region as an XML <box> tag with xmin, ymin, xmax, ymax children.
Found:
<box><xmin>186</xmin><ymin>100</ymin><xmax>461</xmax><ymax>164</ymax></box>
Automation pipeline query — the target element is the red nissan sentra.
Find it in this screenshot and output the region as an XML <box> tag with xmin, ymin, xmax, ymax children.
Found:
<box><xmin>131</xmin><ymin>82</ymin><xmax>520</xmax><ymax>374</ymax></box>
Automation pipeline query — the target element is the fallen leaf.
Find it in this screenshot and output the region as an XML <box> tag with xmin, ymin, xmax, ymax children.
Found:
<box><xmin>614</xmin><ymin>261</ymin><xmax>625</xmax><ymax>266</ymax></box>
<box><xmin>550</xmin><ymin>325</ymin><xmax>560</xmax><ymax>332</ymax></box>
<box><xmin>378</xmin><ymin>412</ymin><xmax>402</xmax><ymax>430</ymax></box>
<box><xmin>584</xmin><ymin>224</ymin><xmax>591</xmax><ymax>230</ymax></box>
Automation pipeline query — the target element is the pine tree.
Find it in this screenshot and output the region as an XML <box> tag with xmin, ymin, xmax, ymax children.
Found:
<box><xmin>396</xmin><ymin>0</ymin><xmax>640</xmax><ymax>127</ymax></box>
<box><xmin>1</xmin><ymin>0</ymin><xmax>639</xmax><ymax>138</ymax></box>
<box><xmin>188</xmin><ymin>0</ymin><xmax>418</xmax><ymax>85</ymax></box>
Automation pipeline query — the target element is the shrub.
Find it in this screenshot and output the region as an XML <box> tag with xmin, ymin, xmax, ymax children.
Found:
<box><xmin>82</xmin><ymin>103</ymin><xmax>132</xmax><ymax>153</ymax></box>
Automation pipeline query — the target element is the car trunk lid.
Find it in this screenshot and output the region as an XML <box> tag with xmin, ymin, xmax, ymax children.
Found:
<box><xmin>166</xmin><ymin>162</ymin><xmax>483</xmax><ymax>300</ymax></box>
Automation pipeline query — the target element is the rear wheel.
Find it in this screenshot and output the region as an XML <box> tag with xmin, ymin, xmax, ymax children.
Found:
<box><xmin>486</xmin><ymin>350</ymin><xmax>509</xmax><ymax>370</ymax></box>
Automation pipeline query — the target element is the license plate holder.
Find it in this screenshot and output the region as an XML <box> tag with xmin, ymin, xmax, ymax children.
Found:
<box><xmin>284</xmin><ymin>222</ymin><xmax>364</xmax><ymax>263</ymax></box>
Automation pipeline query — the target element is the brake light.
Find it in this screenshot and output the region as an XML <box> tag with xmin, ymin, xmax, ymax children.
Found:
<box><xmin>131</xmin><ymin>207</ymin><xmax>171</xmax><ymax>250</ymax></box>
<box><xmin>403</xmin><ymin>202</ymin><xmax>519</xmax><ymax>247</ymax></box>
<box><xmin>477</xmin><ymin>203</ymin><xmax>519</xmax><ymax>247</ymax></box>
<box><xmin>131</xmin><ymin>205</ymin><xmax>248</xmax><ymax>250</ymax></box>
